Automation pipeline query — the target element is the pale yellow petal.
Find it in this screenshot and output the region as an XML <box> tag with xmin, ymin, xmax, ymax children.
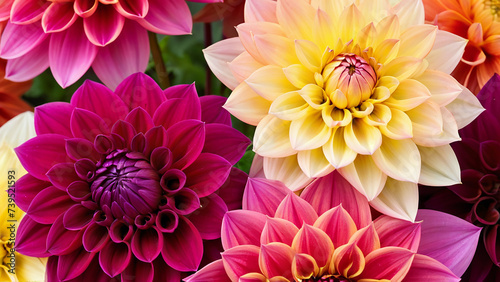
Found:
<box><xmin>229</xmin><ymin>51</ymin><xmax>265</xmax><ymax>83</ymax></box>
<box><xmin>339</xmin><ymin>4</ymin><xmax>365</xmax><ymax>44</ymax></box>
<box><xmin>373</xmin><ymin>38</ymin><xmax>400</xmax><ymax>65</ymax></box>
<box><xmin>372</xmin><ymin>136</ymin><xmax>421</xmax><ymax>183</ymax></box>
<box><xmin>376</xmin><ymin>76</ymin><xmax>399</xmax><ymax>94</ymax></box>
<box><xmin>295</xmin><ymin>40</ymin><xmax>322</xmax><ymax>73</ymax></box>
<box><xmin>14</xmin><ymin>255</ymin><xmax>46</xmax><ymax>282</ymax></box>
<box><xmin>418</xmin><ymin>145</ymin><xmax>461</xmax><ymax>186</ymax></box>
<box><xmin>406</xmin><ymin>101</ymin><xmax>443</xmax><ymax>143</ymax></box>
<box><xmin>338</xmin><ymin>155</ymin><xmax>387</xmax><ymax>200</ymax></box>
<box><xmin>344</xmin><ymin>119</ymin><xmax>383</xmax><ymax>155</ymax></box>
<box><xmin>225</xmin><ymin>82</ymin><xmax>272</xmax><ymax>126</ymax></box>
<box><xmin>277</xmin><ymin>0</ymin><xmax>315</xmax><ymax>41</ymax></box>
<box><xmin>322</xmin><ymin>127</ymin><xmax>357</xmax><ymax>168</ymax></box>
<box><xmin>322</xmin><ymin>106</ymin><xmax>353</xmax><ymax>127</ymax></box>
<box><xmin>383</xmin><ymin>79</ymin><xmax>431</xmax><ymax>111</ymax></box>
<box><xmin>411</xmin><ymin>105</ymin><xmax>460</xmax><ymax>147</ymax></box>
<box><xmin>245</xmin><ymin>0</ymin><xmax>278</xmax><ymax>23</ymax></box>
<box><xmin>358</xmin><ymin>0</ymin><xmax>392</xmax><ymax>22</ymax></box>
<box><xmin>392</xmin><ymin>0</ymin><xmax>425</xmax><ymax>29</ymax></box>
<box><xmin>290</xmin><ymin>111</ymin><xmax>332</xmax><ymax>150</ymax></box>
<box><xmin>269</xmin><ymin>91</ymin><xmax>310</xmax><ymax>121</ymax></box>
<box><xmin>245</xmin><ymin>65</ymin><xmax>297</xmax><ymax>101</ymax></box>
<box><xmin>379</xmin><ymin>108</ymin><xmax>413</xmax><ymax>139</ymax></box>
<box><xmin>203</xmin><ymin>37</ymin><xmax>245</xmax><ymax>90</ymax></box>
<box><xmin>370</xmin><ymin>178</ymin><xmax>418</xmax><ymax>222</ymax></box>
<box><xmin>283</xmin><ymin>64</ymin><xmax>316</xmax><ymax>89</ymax></box>
<box><xmin>254</xmin><ymin>34</ymin><xmax>300</xmax><ymax>67</ymax></box>
<box><xmin>263</xmin><ymin>155</ymin><xmax>313</xmax><ymax>191</ymax></box>
<box><xmin>425</xmin><ymin>30</ymin><xmax>467</xmax><ymax>74</ymax></box>
<box><xmin>356</xmin><ymin>22</ymin><xmax>377</xmax><ymax>51</ymax></box>
<box><xmin>299</xmin><ymin>84</ymin><xmax>328</xmax><ymax>110</ymax></box>
<box><xmin>236</xmin><ymin>22</ymin><xmax>287</xmax><ymax>65</ymax></box>
<box><xmin>364</xmin><ymin>104</ymin><xmax>392</xmax><ymax>126</ymax></box>
<box><xmin>297</xmin><ymin>147</ymin><xmax>335</xmax><ymax>178</ymax></box>
<box><xmin>0</xmin><ymin>112</ymin><xmax>35</xmax><ymax>147</ymax></box>
<box><xmin>398</xmin><ymin>24</ymin><xmax>437</xmax><ymax>59</ymax></box>
<box><xmin>254</xmin><ymin>115</ymin><xmax>297</xmax><ymax>157</ymax></box>
<box><xmin>445</xmin><ymin>85</ymin><xmax>484</xmax><ymax>129</ymax></box>
<box><xmin>374</xmin><ymin>14</ymin><xmax>400</xmax><ymax>45</ymax></box>
<box><xmin>378</xmin><ymin>56</ymin><xmax>423</xmax><ymax>81</ymax></box>
<box><xmin>311</xmin><ymin>0</ymin><xmax>354</xmax><ymax>20</ymax></box>
<box><xmin>313</xmin><ymin>8</ymin><xmax>338</xmax><ymax>51</ymax></box>
<box><xmin>415</xmin><ymin>70</ymin><xmax>463</xmax><ymax>106</ymax></box>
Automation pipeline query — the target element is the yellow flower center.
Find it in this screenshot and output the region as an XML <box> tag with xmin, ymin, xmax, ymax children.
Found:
<box><xmin>485</xmin><ymin>0</ymin><xmax>500</xmax><ymax>20</ymax></box>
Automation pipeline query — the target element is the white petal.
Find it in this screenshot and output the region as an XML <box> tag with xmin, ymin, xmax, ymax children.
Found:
<box><xmin>338</xmin><ymin>155</ymin><xmax>387</xmax><ymax>200</ymax></box>
<box><xmin>263</xmin><ymin>155</ymin><xmax>313</xmax><ymax>191</ymax></box>
<box><xmin>372</xmin><ymin>136</ymin><xmax>421</xmax><ymax>183</ymax></box>
<box><xmin>425</xmin><ymin>30</ymin><xmax>467</xmax><ymax>74</ymax></box>
<box><xmin>203</xmin><ymin>37</ymin><xmax>244</xmax><ymax>90</ymax></box>
<box><xmin>0</xmin><ymin>111</ymin><xmax>35</xmax><ymax>147</ymax></box>
<box><xmin>418</xmin><ymin>145</ymin><xmax>461</xmax><ymax>186</ymax></box>
<box><xmin>370</xmin><ymin>178</ymin><xmax>418</xmax><ymax>222</ymax></box>
<box><xmin>225</xmin><ymin>82</ymin><xmax>272</xmax><ymax>126</ymax></box>
<box><xmin>297</xmin><ymin>147</ymin><xmax>335</xmax><ymax>178</ymax></box>
<box><xmin>392</xmin><ymin>0</ymin><xmax>425</xmax><ymax>29</ymax></box>
<box><xmin>446</xmin><ymin>85</ymin><xmax>484</xmax><ymax>129</ymax></box>
<box><xmin>254</xmin><ymin>115</ymin><xmax>297</xmax><ymax>158</ymax></box>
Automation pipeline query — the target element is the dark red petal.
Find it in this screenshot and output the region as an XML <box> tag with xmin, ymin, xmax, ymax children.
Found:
<box><xmin>62</xmin><ymin>204</ymin><xmax>94</xmax><ymax>230</ymax></box>
<box><xmin>65</xmin><ymin>138</ymin><xmax>100</xmax><ymax>162</ymax></box>
<box><xmin>57</xmin><ymin>248</ymin><xmax>96</xmax><ymax>281</ymax></box>
<box><xmin>83</xmin><ymin>222</ymin><xmax>110</xmax><ymax>253</ymax></box>
<box><xmin>217</xmin><ymin>167</ymin><xmax>247</xmax><ymax>211</ymax></box>
<box><xmin>188</xmin><ymin>194</ymin><xmax>228</xmax><ymax>240</ymax></box>
<box><xmin>122</xmin><ymin>258</ymin><xmax>154</xmax><ymax>282</ymax></box>
<box><xmin>14</xmin><ymin>174</ymin><xmax>51</xmax><ymax>211</ymax></box>
<box><xmin>166</xmin><ymin>119</ymin><xmax>205</xmax><ymax>170</ymax></box>
<box><xmin>46</xmin><ymin>162</ymin><xmax>80</xmax><ymax>190</ymax></box>
<box><xmin>99</xmin><ymin>241</ymin><xmax>132</xmax><ymax>277</ymax></box>
<box><xmin>199</xmin><ymin>95</ymin><xmax>231</xmax><ymax>125</ymax></box>
<box><xmin>184</xmin><ymin>152</ymin><xmax>232</xmax><ymax>197</ymax></box>
<box><xmin>131</xmin><ymin>227</ymin><xmax>163</xmax><ymax>262</ymax></box>
<box><xmin>27</xmin><ymin>186</ymin><xmax>75</xmax><ymax>224</ymax></box>
<box><xmin>16</xmin><ymin>216</ymin><xmax>51</xmax><ymax>257</ymax></box>
<box><xmin>46</xmin><ymin>214</ymin><xmax>84</xmax><ymax>256</ymax></box>
<box><xmin>203</xmin><ymin>124</ymin><xmax>251</xmax><ymax>165</ymax></box>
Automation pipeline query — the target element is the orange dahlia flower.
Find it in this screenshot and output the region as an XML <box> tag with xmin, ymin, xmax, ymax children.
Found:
<box><xmin>0</xmin><ymin>59</ymin><xmax>32</xmax><ymax>126</ymax></box>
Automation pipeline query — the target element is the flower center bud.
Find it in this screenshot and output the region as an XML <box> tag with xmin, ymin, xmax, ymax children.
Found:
<box><xmin>91</xmin><ymin>150</ymin><xmax>161</xmax><ymax>219</ymax></box>
<box><xmin>323</xmin><ymin>53</ymin><xmax>377</xmax><ymax>109</ymax></box>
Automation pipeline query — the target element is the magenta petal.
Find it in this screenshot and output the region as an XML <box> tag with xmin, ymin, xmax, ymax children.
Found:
<box><xmin>122</xmin><ymin>259</ymin><xmax>154</xmax><ymax>282</ymax></box>
<box><xmin>358</xmin><ymin>247</ymin><xmax>414</xmax><ymax>280</ymax></box>
<box><xmin>313</xmin><ymin>206</ymin><xmax>357</xmax><ymax>247</ymax></box>
<box><xmin>111</xmin><ymin>120</ymin><xmax>137</xmax><ymax>146</ymax></box>
<box><xmin>416</xmin><ymin>209</ymin><xmax>482</xmax><ymax>277</ymax></box>
<box><xmin>10</xmin><ymin>0</ymin><xmax>49</xmax><ymax>24</ymax></box>
<box><xmin>46</xmin><ymin>214</ymin><xmax>83</xmax><ymax>256</ymax></box>
<box><xmin>485</xmin><ymin>225</ymin><xmax>500</xmax><ymax>265</ymax></box>
<box><xmin>49</xmin><ymin>19</ymin><xmax>98</xmax><ymax>88</ymax></box>
<box><xmin>301</xmin><ymin>171</ymin><xmax>371</xmax><ymax>228</ymax></box>
<box><xmin>41</xmin><ymin>2</ymin><xmax>77</xmax><ymax>33</ymax></box>
<box><xmin>74</xmin><ymin>0</ymin><xmax>98</xmax><ymax>17</ymax></box>
<box><xmin>137</xmin><ymin>0</ymin><xmax>191</xmax><ymax>35</ymax></box>
<box><xmin>188</xmin><ymin>194</ymin><xmax>228</xmax><ymax>240</ymax></box>
<box><xmin>14</xmin><ymin>174</ymin><xmax>51</xmax><ymax>211</ymax></box>
<box><xmin>124</xmin><ymin>107</ymin><xmax>155</xmax><ymax>133</ymax></box>
<box><xmin>83</xmin><ymin>222</ymin><xmax>110</xmax><ymax>252</ymax></box>
<box><xmin>152</xmin><ymin>258</ymin><xmax>181</xmax><ymax>281</ymax></box>
<box><xmin>65</xmin><ymin>138</ymin><xmax>100</xmax><ymax>162</ymax></box>
<box><xmin>115</xmin><ymin>72</ymin><xmax>165</xmax><ymax>115</ymax></box>
<box><xmin>115</xmin><ymin>0</ymin><xmax>149</xmax><ymax>19</ymax></box>
<box><xmin>184</xmin><ymin>152</ymin><xmax>232</xmax><ymax>197</ymax></box>
<box><xmin>0</xmin><ymin>21</ymin><xmax>47</xmax><ymax>59</ymax></box>
<box><xmin>200</xmin><ymin>95</ymin><xmax>231</xmax><ymax>125</ymax></box>
<box><xmin>71</xmin><ymin>80</ymin><xmax>128</xmax><ymax>124</ymax></box>
<box><xmin>4</xmin><ymin>36</ymin><xmax>50</xmax><ymax>82</ymax></box>
<box><xmin>46</xmin><ymin>162</ymin><xmax>79</xmax><ymax>190</ymax></box>
<box><xmin>203</xmin><ymin>124</ymin><xmax>250</xmax><ymax>165</ymax></box>
<box><xmin>374</xmin><ymin>215</ymin><xmax>421</xmax><ymax>252</ymax></box>
<box><xmin>261</xmin><ymin>217</ymin><xmax>299</xmax><ymax>245</ymax></box>
<box><xmin>259</xmin><ymin>243</ymin><xmax>295</xmax><ymax>280</ymax></box>
<box><xmin>99</xmin><ymin>241</ymin><xmax>132</xmax><ymax>277</ymax></box>
<box><xmin>217</xmin><ymin>167</ymin><xmax>247</xmax><ymax>211</ymax></box>
<box><xmin>153</xmin><ymin>86</ymin><xmax>201</xmax><ymax>129</ymax></box>
<box><xmin>71</xmin><ymin>108</ymin><xmax>111</xmax><ymax>141</ymax></box>
<box><xmin>57</xmin><ymin>248</ymin><xmax>96</xmax><ymax>280</ymax></box>
<box><xmin>27</xmin><ymin>186</ymin><xmax>74</xmax><ymax>224</ymax></box>
<box><xmin>46</xmin><ymin>256</ymin><xmax>58</xmax><ymax>282</ymax></box>
<box><xmin>92</xmin><ymin>22</ymin><xmax>149</xmax><ymax>90</ymax></box>
<box><xmin>404</xmin><ymin>254</ymin><xmax>460</xmax><ymax>282</ymax></box>
<box><xmin>185</xmin><ymin>259</ymin><xmax>231</xmax><ymax>282</ymax></box>
<box><xmin>144</xmin><ymin>126</ymin><xmax>169</xmax><ymax>157</ymax></box>
<box><xmin>242</xmin><ymin>178</ymin><xmax>290</xmax><ymax>217</ymax></box>
<box><xmin>162</xmin><ymin>216</ymin><xmax>203</xmax><ymax>272</ymax></box>
<box><xmin>16</xmin><ymin>216</ymin><xmax>51</xmax><ymax>257</ymax></box>
<box><xmin>131</xmin><ymin>227</ymin><xmax>163</xmax><ymax>262</ymax></box>
<box><xmin>222</xmin><ymin>245</ymin><xmax>261</xmax><ymax>281</ymax></box>
<box><xmin>221</xmin><ymin>210</ymin><xmax>266</xmax><ymax>249</ymax></box>
<box><xmin>35</xmin><ymin>102</ymin><xmax>75</xmax><ymax>136</ymax></box>
<box><xmin>275</xmin><ymin>193</ymin><xmax>318</xmax><ymax>228</ymax></box>
<box><xmin>83</xmin><ymin>5</ymin><xmax>124</xmax><ymax>46</ymax></box>
<box><xmin>475</xmin><ymin>74</ymin><xmax>500</xmax><ymax>124</ymax></box>
<box><xmin>166</xmin><ymin>119</ymin><xmax>205</xmax><ymax>170</ymax></box>
<box><xmin>63</xmin><ymin>204</ymin><xmax>94</xmax><ymax>230</ymax></box>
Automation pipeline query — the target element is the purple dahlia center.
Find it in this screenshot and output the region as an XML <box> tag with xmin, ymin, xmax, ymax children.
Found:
<box><xmin>91</xmin><ymin>150</ymin><xmax>161</xmax><ymax>218</ymax></box>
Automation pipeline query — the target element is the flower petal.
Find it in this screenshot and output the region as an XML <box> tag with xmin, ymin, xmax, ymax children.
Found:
<box><xmin>203</xmin><ymin>124</ymin><xmax>251</xmax><ymax>165</ymax></box>
<box><xmin>263</xmin><ymin>155</ymin><xmax>313</xmax><ymax>191</ymax></box>
<box><xmin>338</xmin><ymin>155</ymin><xmax>387</xmax><ymax>201</ymax></box>
<box><xmin>425</xmin><ymin>30</ymin><xmax>467</xmax><ymax>74</ymax></box>
<box><xmin>404</xmin><ymin>254</ymin><xmax>460</xmax><ymax>282</ymax></box>
<box><xmin>57</xmin><ymin>248</ymin><xmax>96</xmax><ymax>280</ymax></box>
<box><xmin>203</xmin><ymin>37</ymin><xmax>244</xmax><ymax>90</ymax></box>
<box><xmin>374</xmin><ymin>215</ymin><xmax>421</xmax><ymax>252</ymax></box>
<box><xmin>221</xmin><ymin>210</ymin><xmax>267</xmax><ymax>249</ymax></box>
<box><xmin>188</xmin><ymin>194</ymin><xmax>228</xmax><ymax>240</ymax></box>
<box><xmin>184</xmin><ymin>153</ymin><xmax>232</xmax><ymax>197</ymax></box>
<box><xmin>137</xmin><ymin>0</ymin><xmax>191</xmax><ymax>35</ymax></box>
<box><xmin>4</xmin><ymin>37</ymin><xmax>50</xmax><ymax>82</ymax></box>
<box><xmin>418</xmin><ymin>145</ymin><xmax>461</xmax><ymax>186</ymax></box>
<box><xmin>166</xmin><ymin>120</ymin><xmax>205</xmax><ymax>170</ymax></box>
<box><xmin>0</xmin><ymin>21</ymin><xmax>47</xmax><ymax>59</ymax></box>
<box><xmin>131</xmin><ymin>227</ymin><xmax>163</xmax><ymax>262</ymax></box>
<box><xmin>372</xmin><ymin>137</ymin><xmax>421</xmax><ymax>183</ymax></box>
<box><xmin>114</xmin><ymin>72</ymin><xmax>166</xmax><ymax>115</ymax></box>
<box><xmin>99</xmin><ymin>241</ymin><xmax>132</xmax><ymax>277</ymax></box>
<box><xmin>259</xmin><ymin>242</ymin><xmax>295</xmax><ymax>281</ymax></box>
<box><xmin>292</xmin><ymin>224</ymin><xmax>334</xmax><ymax>268</ymax></box>
<box><xmin>314</xmin><ymin>205</ymin><xmax>358</xmax><ymax>248</ymax></box>
<box><xmin>275</xmin><ymin>193</ymin><xmax>318</xmax><ymax>228</ymax></box>
<box><xmin>254</xmin><ymin>115</ymin><xmax>296</xmax><ymax>158</ymax></box>
<box><xmin>27</xmin><ymin>186</ymin><xmax>74</xmax><ymax>224</ymax></box>
<box><xmin>16</xmin><ymin>216</ymin><xmax>51</xmax><ymax>257</ymax></box>
<box><xmin>162</xmin><ymin>216</ymin><xmax>203</xmax><ymax>271</ymax></box>
<box><xmin>370</xmin><ymin>178</ymin><xmax>419</xmax><ymax>222</ymax></box>
<box><xmin>445</xmin><ymin>85</ymin><xmax>484</xmax><ymax>129</ymax></box>
<box><xmin>153</xmin><ymin>84</ymin><xmax>201</xmax><ymax>129</ymax></box>
<box><xmin>185</xmin><ymin>260</ymin><xmax>231</xmax><ymax>282</ymax></box>
<box><xmin>261</xmin><ymin>217</ymin><xmax>299</xmax><ymax>245</ymax></box>
<box><xmin>224</xmin><ymin>82</ymin><xmax>272</xmax><ymax>126</ymax></box>
<box><xmin>243</xmin><ymin>177</ymin><xmax>290</xmax><ymax>217</ymax></box>
<box><xmin>222</xmin><ymin>245</ymin><xmax>261</xmax><ymax>281</ymax></box>
<box><xmin>34</xmin><ymin>102</ymin><xmax>74</xmax><ymax>136</ymax></box>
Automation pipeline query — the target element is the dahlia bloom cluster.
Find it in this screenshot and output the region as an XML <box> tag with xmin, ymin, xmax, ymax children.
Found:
<box><xmin>187</xmin><ymin>175</ymin><xmax>481</xmax><ymax>282</ymax></box>
<box><xmin>13</xmin><ymin>73</ymin><xmax>250</xmax><ymax>281</ymax></box>
<box><xmin>204</xmin><ymin>0</ymin><xmax>483</xmax><ymax>221</ymax></box>
<box><xmin>0</xmin><ymin>0</ymin><xmax>220</xmax><ymax>89</ymax></box>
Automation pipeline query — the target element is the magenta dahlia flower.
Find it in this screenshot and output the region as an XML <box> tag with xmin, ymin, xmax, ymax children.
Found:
<box><xmin>187</xmin><ymin>172</ymin><xmax>482</xmax><ymax>282</ymax></box>
<box><xmin>420</xmin><ymin>73</ymin><xmax>500</xmax><ymax>280</ymax></box>
<box><xmin>0</xmin><ymin>0</ymin><xmax>220</xmax><ymax>89</ymax></box>
<box><xmin>13</xmin><ymin>73</ymin><xmax>250</xmax><ymax>281</ymax></box>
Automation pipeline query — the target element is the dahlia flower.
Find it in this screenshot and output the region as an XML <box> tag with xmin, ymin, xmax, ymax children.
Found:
<box><xmin>13</xmin><ymin>73</ymin><xmax>250</xmax><ymax>281</ymax></box>
<box><xmin>0</xmin><ymin>112</ymin><xmax>46</xmax><ymax>282</ymax></box>
<box><xmin>0</xmin><ymin>59</ymin><xmax>32</xmax><ymax>126</ymax></box>
<box><xmin>423</xmin><ymin>0</ymin><xmax>500</xmax><ymax>94</ymax></box>
<box><xmin>186</xmin><ymin>175</ymin><xmax>482</xmax><ymax>281</ymax></box>
<box><xmin>0</xmin><ymin>0</ymin><xmax>220</xmax><ymax>89</ymax></box>
<box><xmin>420</xmin><ymin>74</ymin><xmax>500</xmax><ymax>280</ymax></box>
<box><xmin>204</xmin><ymin>0</ymin><xmax>484</xmax><ymax>221</ymax></box>
<box><xmin>193</xmin><ymin>0</ymin><xmax>245</xmax><ymax>38</ymax></box>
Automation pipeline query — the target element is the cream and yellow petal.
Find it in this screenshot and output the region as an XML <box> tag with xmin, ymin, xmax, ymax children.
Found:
<box><xmin>311</xmin><ymin>0</ymin><xmax>354</xmax><ymax>20</ymax></box>
<box><xmin>338</xmin><ymin>155</ymin><xmax>387</xmax><ymax>200</ymax></box>
<box><xmin>322</xmin><ymin>106</ymin><xmax>353</xmax><ymax>127</ymax></box>
<box><xmin>297</xmin><ymin>147</ymin><xmax>335</xmax><ymax>178</ymax></box>
<box><xmin>14</xmin><ymin>255</ymin><xmax>46</xmax><ymax>282</ymax></box>
<box><xmin>254</xmin><ymin>34</ymin><xmax>300</xmax><ymax>67</ymax></box>
<box><xmin>379</xmin><ymin>108</ymin><xmax>413</xmax><ymax>139</ymax></box>
<box><xmin>344</xmin><ymin>119</ymin><xmax>383</xmax><ymax>155</ymax></box>
<box><xmin>358</xmin><ymin>0</ymin><xmax>392</xmax><ymax>22</ymax></box>
<box><xmin>364</xmin><ymin>104</ymin><xmax>392</xmax><ymax>126</ymax></box>
<box><xmin>295</xmin><ymin>40</ymin><xmax>323</xmax><ymax>73</ymax></box>
<box><xmin>372</xmin><ymin>136</ymin><xmax>421</xmax><ymax>183</ymax></box>
<box><xmin>290</xmin><ymin>111</ymin><xmax>332</xmax><ymax>151</ymax></box>
<box><xmin>383</xmin><ymin>78</ymin><xmax>431</xmax><ymax>111</ymax></box>
<box><xmin>411</xmin><ymin>105</ymin><xmax>460</xmax><ymax>147</ymax></box>
<box><xmin>236</xmin><ymin>22</ymin><xmax>287</xmax><ymax>64</ymax></box>
<box><xmin>245</xmin><ymin>0</ymin><xmax>278</xmax><ymax>23</ymax></box>
<box><xmin>0</xmin><ymin>112</ymin><xmax>36</xmax><ymax>147</ymax></box>
<box><xmin>313</xmin><ymin>8</ymin><xmax>338</xmax><ymax>51</ymax></box>
<box><xmin>269</xmin><ymin>91</ymin><xmax>310</xmax><ymax>121</ymax></box>
<box><xmin>372</xmin><ymin>39</ymin><xmax>400</xmax><ymax>65</ymax></box>
<box><xmin>374</xmin><ymin>14</ymin><xmax>401</xmax><ymax>46</ymax></box>
<box><xmin>229</xmin><ymin>51</ymin><xmax>265</xmax><ymax>83</ymax></box>
<box><xmin>406</xmin><ymin>101</ymin><xmax>443</xmax><ymax>143</ymax></box>
<box><xmin>203</xmin><ymin>38</ymin><xmax>245</xmax><ymax>90</ymax></box>
<box><xmin>425</xmin><ymin>30</ymin><xmax>467</xmax><ymax>74</ymax></box>
<box><xmin>369</xmin><ymin>178</ymin><xmax>419</xmax><ymax>222</ymax></box>
<box><xmin>263</xmin><ymin>155</ymin><xmax>313</xmax><ymax>191</ymax></box>
<box><xmin>415</xmin><ymin>69</ymin><xmax>462</xmax><ymax>107</ymax></box>
<box><xmin>378</xmin><ymin>56</ymin><xmax>423</xmax><ymax>81</ymax></box>
<box><xmin>398</xmin><ymin>24</ymin><xmax>437</xmax><ymax>59</ymax></box>
<box><xmin>300</xmin><ymin>84</ymin><xmax>328</xmax><ymax>110</ymax></box>
<box><xmin>245</xmin><ymin>65</ymin><xmax>297</xmax><ymax>101</ymax></box>
<box><xmin>418</xmin><ymin>145</ymin><xmax>461</xmax><ymax>186</ymax></box>
<box><xmin>392</xmin><ymin>0</ymin><xmax>425</xmax><ymax>29</ymax></box>
<box><xmin>445</xmin><ymin>85</ymin><xmax>484</xmax><ymax>129</ymax></box>
<box><xmin>225</xmin><ymin>82</ymin><xmax>272</xmax><ymax>126</ymax></box>
<box><xmin>339</xmin><ymin>4</ymin><xmax>365</xmax><ymax>44</ymax></box>
<box><xmin>283</xmin><ymin>64</ymin><xmax>316</xmax><ymax>89</ymax></box>
<box><xmin>322</xmin><ymin>127</ymin><xmax>357</xmax><ymax>169</ymax></box>
<box><xmin>254</xmin><ymin>115</ymin><xmax>297</xmax><ymax>158</ymax></box>
<box><xmin>276</xmin><ymin>0</ymin><xmax>315</xmax><ymax>41</ymax></box>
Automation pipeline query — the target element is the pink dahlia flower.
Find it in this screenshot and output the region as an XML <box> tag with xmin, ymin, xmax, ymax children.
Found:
<box><xmin>420</xmin><ymin>73</ymin><xmax>500</xmax><ymax>280</ymax></box>
<box><xmin>0</xmin><ymin>0</ymin><xmax>220</xmax><ymax>89</ymax></box>
<box><xmin>13</xmin><ymin>73</ymin><xmax>250</xmax><ymax>281</ymax></box>
<box><xmin>187</xmin><ymin>173</ymin><xmax>482</xmax><ymax>282</ymax></box>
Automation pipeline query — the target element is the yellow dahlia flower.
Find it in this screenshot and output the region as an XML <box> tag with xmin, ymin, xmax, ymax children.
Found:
<box><xmin>0</xmin><ymin>112</ymin><xmax>46</xmax><ymax>282</ymax></box>
<box><xmin>205</xmin><ymin>0</ymin><xmax>484</xmax><ymax>221</ymax></box>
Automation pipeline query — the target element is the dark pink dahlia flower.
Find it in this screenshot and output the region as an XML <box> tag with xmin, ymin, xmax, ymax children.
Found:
<box><xmin>13</xmin><ymin>73</ymin><xmax>250</xmax><ymax>281</ymax></box>
<box><xmin>420</xmin><ymin>73</ymin><xmax>500</xmax><ymax>281</ymax></box>
<box><xmin>0</xmin><ymin>0</ymin><xmax>221</xmax><ymax>88</ymax></box>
